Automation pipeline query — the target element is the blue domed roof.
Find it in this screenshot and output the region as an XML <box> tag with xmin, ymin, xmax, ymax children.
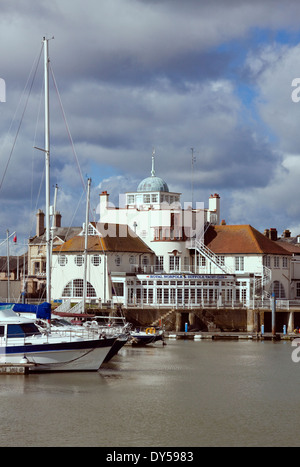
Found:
<box><xmin>137</xmin><ymin>152</ymin><xmax>169</xmax><ymax>192</ymax></box>
<box><xmin>137</xmin><ymin>176</ymin><xmax>169</xmax><ymax>193</ymax></box>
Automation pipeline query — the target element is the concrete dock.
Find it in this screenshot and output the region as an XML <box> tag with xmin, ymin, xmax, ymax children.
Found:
<box><xmin>0</xmin><ymin>363</ymin><xmax>35</xmax><ymax>375</ymax></box>
<box><xmin>163</xmin><ymin>331</ymin><xmax>297</xmax><ymax>341</ymax></box>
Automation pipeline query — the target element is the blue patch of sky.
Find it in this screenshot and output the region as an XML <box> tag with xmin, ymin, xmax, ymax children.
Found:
<box><xmin>214</xmin><ymin>26</ymin><xmax>300</xmax><ymax>142</ymax></box>
<box><xmin>88</xmin><ymin>162</ymin><xmax>121</xmax><ymax>187</ymax></box>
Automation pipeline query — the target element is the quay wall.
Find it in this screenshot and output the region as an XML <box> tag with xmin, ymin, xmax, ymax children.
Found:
<box><xmin>97</xmin><ymin>307</ymin><xmax>248</xmax><ymax>332</ymax></box>
<box><xmin>91</xmin><ymin>306</ymin><xmax>300</xmax><ymax>334</ymax></box>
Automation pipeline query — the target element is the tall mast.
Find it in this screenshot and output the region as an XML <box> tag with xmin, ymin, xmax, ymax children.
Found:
<box><xmin>82</xmin><ymin>178</ymin><xmax>91</xmax><ymax>312</ymax></box>
<box><xmin>43</xmin><ymin>37</ymin><xmax>51</xmax><ymax>304</ymax></box>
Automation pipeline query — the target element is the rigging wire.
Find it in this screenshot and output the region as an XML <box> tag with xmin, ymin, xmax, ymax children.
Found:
<box><xmin>49</xmin><ymin>64</ymin><xmax>86</xmax><ymax>192</ymax></box>
<box><xmin>0</xmin><ymin>44</ymin><xmax>43</xmax><ymax>195</ymax></box>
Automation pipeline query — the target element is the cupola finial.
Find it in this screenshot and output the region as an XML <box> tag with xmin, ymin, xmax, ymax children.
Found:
<box><xmin>151</xmin><ymin>148</ymin><xmax>156</xmax><ymax>177</ymax></box>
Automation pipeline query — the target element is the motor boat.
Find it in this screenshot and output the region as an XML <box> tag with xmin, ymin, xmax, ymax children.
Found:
<box><xmin>130</xmin><ymin>327</ymin><xmax>165</xmax><ymax>345</ymax></box>
<box><xmin>0</xmin><ymin>305</ymin><xmax>117</xmax><ymax>372</ymax></box>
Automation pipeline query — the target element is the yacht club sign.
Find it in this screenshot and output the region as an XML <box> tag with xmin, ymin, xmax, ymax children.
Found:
<box><xmin>0</xmin><ymin>78</ymin><xmax>6</xmax><ymax>102</ymax></box>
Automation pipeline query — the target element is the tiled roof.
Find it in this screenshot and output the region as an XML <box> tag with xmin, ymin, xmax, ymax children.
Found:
<box><xmin>53</xmin><ymin>223</ymin><xmax>153</xmax><ymax>254</ymax></box>
<box><xmin>0</xmin><ymin>255</ymin><xmax>27</xmax><ymax>271</ymax></box>
<box><xmin>205</xmin><ymin>225</ymin><xmax>292</xmax><ymax>255</ymax></box>
<box><xmin>30</xmin><ymin>227</ymin><xmax>82</xmax><ymax>244</ymax></box>
<box><xmin>275</xmin><ymin>240</ymin><xmax>300</xmax><ymax>254</ymax></box>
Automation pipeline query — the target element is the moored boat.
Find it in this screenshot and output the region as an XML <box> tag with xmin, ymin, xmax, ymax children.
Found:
<box><xmin>130</xmin><ymin>327</ymin><xmax>164</xmax><ymax>345</ymax></box>
<box><xmin>0</xmin><ymin>305</ymin><xmax>116</xmax><ymax>372</ymax></box>
<box><xmin>13</xmin><ymin>303</ymin><xmax>130</xmax><ymax>363</ymax></box>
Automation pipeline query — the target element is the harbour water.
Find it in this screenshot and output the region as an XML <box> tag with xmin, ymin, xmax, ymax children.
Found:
<box><xmin>0</xmin><ymin>338</ymin><xmax>299</xmax><ymax>447</ymax></box>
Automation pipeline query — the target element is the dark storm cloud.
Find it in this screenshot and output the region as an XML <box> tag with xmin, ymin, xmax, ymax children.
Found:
<box><xmin>1</xmin><ymin>0</ymin><xmax>300</xmax><ymax>247</ymax></box>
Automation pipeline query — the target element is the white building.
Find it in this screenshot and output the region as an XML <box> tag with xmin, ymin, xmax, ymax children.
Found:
<box><xmin>50</xmin><ymin>153</ymin><xmax>300</xmax><ymax>322</ymax></box>
<box><xmin>95</xmin><ymin>154</ymin><xmax>296</xmax><ymax>310</ymax></box>
<box><xmin>51</xmin><ymin>222</ymin><xmax>154</xmax><ymax>307</ymax></box>
<box><xmin>99</xmin><ymin>154</ymin><xmax>221</xmax><ymax>277</ymax></box>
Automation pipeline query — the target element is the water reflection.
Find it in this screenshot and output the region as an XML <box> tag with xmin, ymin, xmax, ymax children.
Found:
<box><xmin>0</xmin><ymin>339</ymin><xmax>299</xmax><ymax>447</ymax></box>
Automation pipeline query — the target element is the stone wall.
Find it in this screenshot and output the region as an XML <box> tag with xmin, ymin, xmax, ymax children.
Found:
<box><xmin>121</xmin><ymin>307</ymin><xmax>248</xmax><ymax>332</ymax></box>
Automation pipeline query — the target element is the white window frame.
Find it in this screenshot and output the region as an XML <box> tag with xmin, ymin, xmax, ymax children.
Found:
<box><xmin>235</xmin><ymin>256</ymin><xmax>244</xmax><ymax>271</ymax></box>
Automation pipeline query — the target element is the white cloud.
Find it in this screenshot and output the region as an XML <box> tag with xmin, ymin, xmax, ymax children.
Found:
<box><xmin>1</xmin><ymin>0</ymin><xmax>300</xmax><ymax>245</ymax></box>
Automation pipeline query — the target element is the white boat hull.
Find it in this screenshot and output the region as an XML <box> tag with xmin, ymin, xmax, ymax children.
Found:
<box><xmin>0</xmin><ymin>337</ymin><xmax>117</xmax><ymax>372</ymax></box>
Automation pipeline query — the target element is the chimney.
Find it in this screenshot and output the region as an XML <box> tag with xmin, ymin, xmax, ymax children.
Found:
<box><xmin>53</xmin><ymin>211</ymin><xmax>62</xmax><ymax>228</ymax></box>
<box><xmin>208</xmin><ymin>193</ymin><xmax>220</xmax><ymax>225</ymax></box>
<box><xmin>269</xmin><ymin>228</ymin><xmax>277</xmax><ymax>241</ymax></box>
<box><xmin>282</xmin><ymin>229</ymin><xmax>291</xmax><ymax>238</ymax></box>
<box><xmin>36</xmin><ymin>209</ymin><xmax>45</xmax><ymax>237</ymax></box>
<box><xmin>263</xmin><ymin>229</ymin><xmax>269</xmax><ymax>237</ymax></box>
<box><xmin>99</xmin><ymin>191</ymin><xmax>110</xmax><ymax>219</ymax></box>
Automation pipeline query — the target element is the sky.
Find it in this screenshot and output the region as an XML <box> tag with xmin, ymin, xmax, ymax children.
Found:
<box><xmin>1</xmin><ymin>0</ymin><xmax>300</xmax><ymax>254</ymax></box>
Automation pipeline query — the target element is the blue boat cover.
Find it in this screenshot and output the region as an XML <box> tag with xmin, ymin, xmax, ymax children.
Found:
<box><xmin>0</xmin><ymin>302</ymin><xmax>51</xmax><ymax>320</ymax></box>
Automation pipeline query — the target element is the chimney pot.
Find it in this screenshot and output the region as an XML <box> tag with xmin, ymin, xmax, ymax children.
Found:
<box><xmin>269</xmin><ymin>228</ymin><xmax>277</xmax><ymax>241</ymax></box>
<box><xmin>53</xmin><ymin>211</ymin><xmax>61</xmax><ymax>228</ymax></box>
<box><xmin>36</xmin><ymin>209</ymin><xmax>45</xmax><ymax>237</ymax></box>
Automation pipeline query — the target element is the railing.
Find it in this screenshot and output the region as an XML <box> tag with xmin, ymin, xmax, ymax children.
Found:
<box><xmin>70</xmin><ymin>300</ymin><xmax>84</xmax><ymax>314</ymax></box>
<box><xmin>0</xmin><ymin>326</ymin><xmax>99</xmax><ymax>346</ymax></box>
<box><xmin>254</xmin><ymin>266</ymin><xmax>272</xmax><ymax>297</ymax></box>
<box><xmin>126</xmin><ymin>298</ymin><xmax>250</xmax><ymax>309</ymax></box>
<box><xmin>187</xmin><ymin>238</ymin><xmax>234</xmax><ymax>274</ymax></box>
<box><xmin>53</xmin><ymin>299</ymin><xmax>71</xmax><ymax>314</ymax></box>
<box><xmin>125</xmin><ymin>297</ymin><xmax>300</xmax><ymax>310</ymax></box>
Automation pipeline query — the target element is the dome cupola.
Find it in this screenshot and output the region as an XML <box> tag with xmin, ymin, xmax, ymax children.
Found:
<box><xmin>137</xmin><ymin>151</ymin><xmax>169</xmax><ymax>193</ymax></box>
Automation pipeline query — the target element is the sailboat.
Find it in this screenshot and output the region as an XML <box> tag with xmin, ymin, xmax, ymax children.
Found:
<box><xmin>0</xmin><ymin>37</ymin><xmax>117</xmax><ymax>371</ymax></box>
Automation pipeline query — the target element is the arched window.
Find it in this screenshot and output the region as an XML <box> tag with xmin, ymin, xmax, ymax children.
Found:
<box><xmin>62</xmin><ymin>279</ymin><xmax>97</xmax><ymax>298</ymax></box>
<box><xmin>58</xmin><ymin>255</ymin><xmax>68</xmax><ymax>266</ymax></box>
<box><xmin>92</xmin><ymin>254</ymin><xmax>101</xmax><ymax>266</ymax></box>
<box><xmin>74</xmin><ymin>255</ymin><xmax>84</xmax><ymax>266</ymax></box>
<box><xmin>270</xmin><ymin>280</ymin><xmax>286</xmax><ymax>299</ymax></box>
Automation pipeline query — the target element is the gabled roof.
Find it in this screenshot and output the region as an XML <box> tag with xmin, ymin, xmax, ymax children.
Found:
<box><xmin>205</xmin><ymin>225</ymin><xmax>292</xmax><ymax>256</ymax></box>
<box><xmin>30</xmin><ymin>227</ymin><xmax>82</xmax><ymax>245</ymax></box>
<box><xmin>53</xmin><ymin>223</ymin><xmax>153</xmax><ymax>254</ymax></box>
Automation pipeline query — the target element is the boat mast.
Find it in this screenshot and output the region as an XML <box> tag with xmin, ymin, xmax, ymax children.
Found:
<box><xmin>43</xmin><ymin>37</ymin><xmax>51</xmax><ymax>304</ymax></box>
<box><xmin>6</xmin><ymin>229</ymin><xmax>10</xmax><ymax>302</ymax></box>
<box><xmin>82</xmin><ymin>178</ymin><xmax>91</xmax><ymax>313</ymax></box>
